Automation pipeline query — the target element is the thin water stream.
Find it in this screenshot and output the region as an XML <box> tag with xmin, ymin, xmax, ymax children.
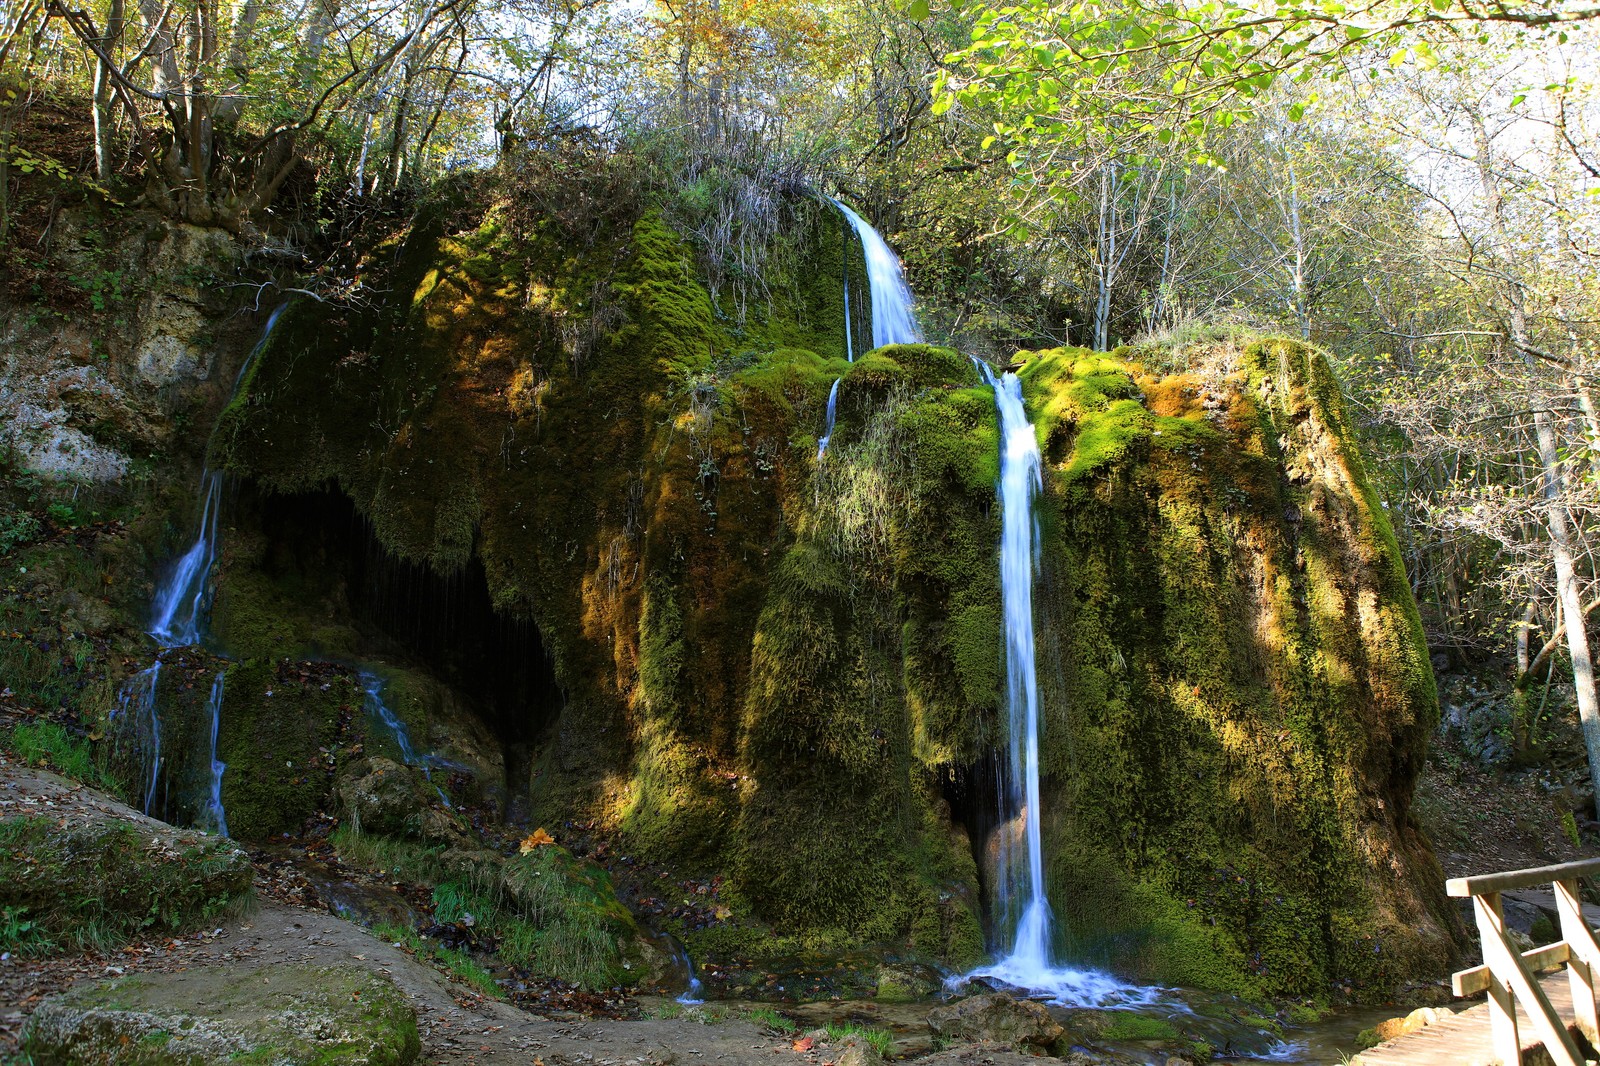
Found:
<box><xmin>114</xmin><ymin>303</ymin><xmax>288</xmax><ymax>832</ymax></box>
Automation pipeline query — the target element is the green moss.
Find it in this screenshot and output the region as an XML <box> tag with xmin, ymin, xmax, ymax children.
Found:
<box><xmin>218</xmin><ymin>661</ymin><xmax>358</xmax><ymax>841</ymax></box>
<box><xmin>1103</xmin><ymin>1014</ymin><xmax>1181</xmax><ymax>1042</ymax></box>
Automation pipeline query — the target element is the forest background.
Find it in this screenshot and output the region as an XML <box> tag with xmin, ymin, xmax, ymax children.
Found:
<box><xmin>3</xmin><ymin>0</ymin><xmax>1600</xmax><ymax>807</ymax></box>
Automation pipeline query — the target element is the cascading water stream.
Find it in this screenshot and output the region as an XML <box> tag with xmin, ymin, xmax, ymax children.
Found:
<box><xmin>148</xmin><ymin>471</ymin><xmax>223</xmax><ymax>647</ymax></box>
<box><xmin>115</xmin><ymin>303</ymin><xmax>287</xmax><ymax>831</ymax></box>
<box><xmin>817</xmin><ymin>199</ymin><xmax>922</xmax><ymax>459</ymax></box>
<box><xmin>149</xmin><ymin>303</ymin><xmax>285</xmax><ymax>649</ymax></box>
<box><xmin>360</xmin><ymin>671</ymin><xmax>452</xmax><ymax>807</ymax></box>
<box><xmin>110</xmin><ymin>663</ymin><xmax>163</xmax><ymax>815</ymax></box>
<box><xmin>966</xmin><ymin>362</ymin><xmax>1156</xmax><ymax>1008</ymax></box>
<box><xmin>831</xmin><ymin>198</ymin><xmax>923</xmax><ymax>349</ymax></box>
<box><xmin>202</xmin><ymin>671</ymin><xmax>229</xmax><ymax>836</ymax></box>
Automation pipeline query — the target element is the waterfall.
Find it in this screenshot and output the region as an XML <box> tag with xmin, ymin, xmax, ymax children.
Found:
<box><xmin>114</xmin><ymin>303</ymin><xmax>286</xmax><ymax>830</ymax></box>
<box><xmin>966</xmin><ymin>363</ymin><xmax>1153</xmax><ymax>1008</ymax></box>
<box><xmin>830</xmin><ymin>198</ymin><xmax>923</xmax><ymax>348</ymax></box>
<box><xmin>816</xmin><ymin>379</ymin><xmax>841</xmax><ymax>461</ymax></box>
<box><xmin>818</xmin><ymin>199</ymin><xmax>921</xmax><ymax>459</ymax></box>
<box><xmin>202</xmin><ymin>671</ymin><xmax>229</xmax><ymax>836</ymax></box>
<box><xmin>148</xmin><ymin>471</ymin><xmax>223</xmax><ymax>647</ymax></box>
<box><xmin>110</xmin><ymin>663</ymin><xmax>163</xmax><ymax>815</ymax></box>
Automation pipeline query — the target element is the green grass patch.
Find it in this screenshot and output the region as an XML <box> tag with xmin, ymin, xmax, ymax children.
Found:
<box><xmin>337</xmin><ymin>827</ymin><xmax>640</xmax><ymax>987</ymax></box>
<box><xmin>747</xmin><ymin>1006</ymin><xmax>797</xmax><ymax>1033</ymax></box>
<box><xmin>825</xmin><ymin>1023</ymin><xmax>894</xmax><ymax>1058</ymax></box>
<box><xmin>6</xmin><ymin>721</ymin><xmax>113</xmax><ymax>789</ymax></box>
<box><xmin>372</xmin><ymin>922</ymin><xmax>501</xmax><ymax>999</ymax></box>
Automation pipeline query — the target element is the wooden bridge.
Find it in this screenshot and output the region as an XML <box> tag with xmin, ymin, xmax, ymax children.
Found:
<box><xmin>1356</xmin><ymin>857</ymin><xmax>1600</xmax><ymax>1065</ymax></box>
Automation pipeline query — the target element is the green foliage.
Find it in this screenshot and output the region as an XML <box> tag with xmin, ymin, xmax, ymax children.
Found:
<box><xmin>6</xmin><ymin>721</ymin><xmax>110</xmax><ymax>789</ymax></box>
<box><xmin>0</xmin><ymin>816</ymin><xmax>252</xmax><ymax>955</ymax></box>
<box><xmin>0</xmin><ymin>511</ymin><xmax>42</xmax><ymax>554</ymax></box>
<box><xmin>747</xmin><ymin>1007</ymin><xmax>797</xmax><ymax>1033</ymax></box>
<box><xmin>1</xmin><ymin>904</ymin><xmax>54</xmax><ymax>956</ymax></box>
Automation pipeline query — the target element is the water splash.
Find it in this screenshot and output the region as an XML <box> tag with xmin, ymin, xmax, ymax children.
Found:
<box><xmin>360</xmin><ymin>671</ymin><xmax>452</xmax><ymax>806</ymax></box>
<box><xmin>202</xmin><ymin>671</ymin><xmax>229</xmax><ymax>836</ymax></box>
<box><xmin>674</xmin><ymin>941</ymin><xmax>706</xmax><ymax>1005</ymax></box>
<box><xmin>965</xmin><ymin>362</ymin><xmax>1155</xmax><ymax>1008</ymax></box>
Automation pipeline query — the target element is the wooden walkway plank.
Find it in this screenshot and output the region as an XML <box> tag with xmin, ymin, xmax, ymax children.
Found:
<box><xmin>1353</xmin><ymin>971</ymin><xmax>1582</xmax><ymax>1066</ymax></box>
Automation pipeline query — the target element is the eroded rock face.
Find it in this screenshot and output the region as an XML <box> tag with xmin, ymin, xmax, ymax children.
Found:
<box><xmin>22</xmin><ymin>963</ymin><xmax>419</xmax><ymax>1065</ymax></box>
<box><xmin>926</xmin><ymin>994</ymin><xmax>1065</xmax><ymax>1048</ymax></box>
<box><xmin>0</xmin><ymin>210</ymin><xmax>242</xmax><ymax>483</ymax></box>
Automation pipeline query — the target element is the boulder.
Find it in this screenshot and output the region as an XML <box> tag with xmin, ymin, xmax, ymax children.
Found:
<box><xmin>1357</xmin><ymin>1006</ymin><xmax>1456</xmax><ymax>1048</ymax></box>
<box><xmin>927</xmin><ymin>993</ymin><xmax>1064</xmax><ymax>1048</ymax></box>
<box><xmin>338</xmin><ymin>757</ymin><xmax>467</xmax><ymax>844</ymax></box>
<box><xmin>0</xmin><ymin>764</ymin><xmax>253</xmax><ymax>951</ymax></box>
<box><xmin>22</xmin><ymin>962</ymin><xmax>419</xmax><ymax>1065</ymax></box>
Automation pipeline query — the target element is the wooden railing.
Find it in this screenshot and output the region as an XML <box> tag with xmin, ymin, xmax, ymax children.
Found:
<box><xmin>1449</xmin><ymin>856</ymin><xmax>1600</xmax><ymax>1065</ymax></box>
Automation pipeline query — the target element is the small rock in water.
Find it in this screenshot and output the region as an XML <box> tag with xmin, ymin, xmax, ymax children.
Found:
<box><xmin>927</xmin><ymin>992</ymin><xmax>1064</xmax><ymax>1048</ymax></box>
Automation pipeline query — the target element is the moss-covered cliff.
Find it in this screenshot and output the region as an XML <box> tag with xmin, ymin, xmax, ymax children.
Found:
<box><xmin>203</xmin><ymin>181</ymin><xmax>1456</xmax><ymax>999</ymax></box>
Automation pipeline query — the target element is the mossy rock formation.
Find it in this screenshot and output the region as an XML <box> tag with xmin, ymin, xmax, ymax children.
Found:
<box><xmin>22</xmin><ymin>963</ymin><xmax>419</xmax><ymax>1065</ymax></box>
<box><xmin>0</xmin><ymin>768</ymin><xmax>252</xmax><ymax>955</ymax></box>
<box><xmin>206</xmin><ymin>183</ymin><xmax>1457</xmax><ymax>996</ymax></box>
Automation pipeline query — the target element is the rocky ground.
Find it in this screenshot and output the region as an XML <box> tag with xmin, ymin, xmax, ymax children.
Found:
<box><xmin>0</xmin><ymin>756</ymin><xmax>1215</xmax><ymax>1066</ymax></box>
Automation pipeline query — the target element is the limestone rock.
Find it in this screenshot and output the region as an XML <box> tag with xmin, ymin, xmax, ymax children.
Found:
<box><xmin>338</xmin><ymin>756</ymin><xmax>467</xmax><ymax>844</ymax></box>
<box><xmin>22</xmin><ymin>962</ymin><xmax>419</xmax><ymax>1065</ymax></box>
<box><xmin>1357</xmin><ymin>1005</ymin><xmax>1455</xmax><ymax>1048</ymax></box>
<box><xmin>927</xmin><ymin>993</ymin><xmax>1064</xmax><ymax>1048</ymax></box>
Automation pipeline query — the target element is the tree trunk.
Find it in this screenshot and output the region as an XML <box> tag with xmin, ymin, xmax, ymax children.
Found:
<box><xmin>92</xmin><ymin>0</ymin><xmax>124</xmax><ymax>182</ymax></box>
<box><xmin>1472</xmin><ymin>106</ymin><xmax>1600</xmax><ymax>808</ymax></box>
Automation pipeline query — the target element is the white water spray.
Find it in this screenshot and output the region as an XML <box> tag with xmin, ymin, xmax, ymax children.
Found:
<box><xmin>966</xmin><ymin>362</ymin><xmax>1155</xmax><ymax>1008</ymax></box>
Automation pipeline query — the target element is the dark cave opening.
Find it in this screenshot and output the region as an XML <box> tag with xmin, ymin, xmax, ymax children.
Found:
<box><xmin>239</xmin><ymin>485</ymin><xmax>562</xmax><ymax>806</ymax></box>
<box><xmin>941</xmin><ymin>755</ymin><xmax>1008</xmax><ymax>950</ymax></box>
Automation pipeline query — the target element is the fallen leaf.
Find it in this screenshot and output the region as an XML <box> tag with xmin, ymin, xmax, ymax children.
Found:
<box><xmin>792</xmin><ymin>1038</ymin><xmax>814</xmax><ymax>1052</ymax></box>
<box><xmin>519</xmin><ymin>827</ymin><xmax>556</xmax><ymax>853</ymax></box>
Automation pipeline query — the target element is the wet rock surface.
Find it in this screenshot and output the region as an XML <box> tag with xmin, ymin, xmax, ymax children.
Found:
<box><xmin>925</xmin><ymin>992</ymin><xmax>1065</xmax><ymax>1048</ymax></box>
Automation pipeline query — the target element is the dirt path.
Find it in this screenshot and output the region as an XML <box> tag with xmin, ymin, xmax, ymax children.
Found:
<box><xmin>4</xmin><ymin>891</ymin><xmax>858</xmax><ymax>1065</ymax></box>
<box><xmin>0</xmin><ymin>758</ymin><xmax>844</xmax><ymax>1064</ymax></box>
